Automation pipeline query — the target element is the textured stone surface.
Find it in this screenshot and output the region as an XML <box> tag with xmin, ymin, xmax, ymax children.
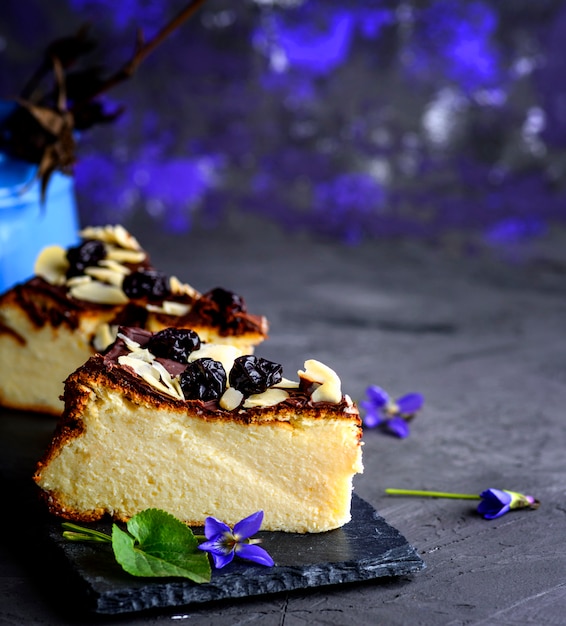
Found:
<box><xmin>45</xmin><ymin>496</ymin><xmax>423</xmax><ymax>615</ymax></box>
<box><xmin>1</xmin><ymin>215</ymin><xmax>566</xmax><ymax>624</ymax></box>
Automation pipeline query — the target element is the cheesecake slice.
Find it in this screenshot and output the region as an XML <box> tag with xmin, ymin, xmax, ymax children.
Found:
<box><xmin>33</xmin><ymin>327</ymin><xmax>363</xmax><ymax>533</ymax></box>
<box><xmin>0</xmin><ymin>225</ymin><xmax>267</xmax><ymax>415</ymax></box>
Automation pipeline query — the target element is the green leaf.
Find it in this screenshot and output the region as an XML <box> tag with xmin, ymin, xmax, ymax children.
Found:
<box><xmin>111</xmin><ymin>509</ymin><xmax>211</xmax><ymax>583</ymax></box>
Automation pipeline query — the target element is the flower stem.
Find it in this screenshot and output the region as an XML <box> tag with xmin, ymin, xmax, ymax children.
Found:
<box><xmin>385</xmin><ymin>488</ymin><xmax>481</xmax><ymax>500</ymax></box>
<box><xmin>61</xmin><ymin>522</ymin><xmax>112</xmax><ymax>543</ymax></box>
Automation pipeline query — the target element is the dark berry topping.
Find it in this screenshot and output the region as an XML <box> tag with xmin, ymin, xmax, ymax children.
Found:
<box><xmin>179</xmin><ymin>358</ymin><xmax>227</xmax><ymax>401</ymax></box>
<box><xmin>147</xmin><ymin>328</ymin><xmax>201</xmax><ymax>363</ymax></box>
<box><xmin>66</xmin><ymin>239</ymin><xmax>106</xmax><ymax>277</ymax></box>
<box><xmin>205</xmin><ymin>287</ymin><xmax>247</xmax><ymax>315</ymax></box>
<box><xmin>122</xmin><ymin>269</ymin><xmax>171</xmax><ymax>301</ymax></box>
<box><xmin>229</xmin><ymin>355</ymin><xmax>283</xmax><ymax>396</ymax></box>
<box><xmin>191</xmin><ymin>287</ymin><xmax>247</xmax><ymax>330</ymax></box>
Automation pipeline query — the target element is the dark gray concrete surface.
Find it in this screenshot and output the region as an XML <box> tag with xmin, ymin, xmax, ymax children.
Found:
<box><xmin>1</xmin><ymin>215</ymin><xmax>565</xmax><ymax>625</ymax></box>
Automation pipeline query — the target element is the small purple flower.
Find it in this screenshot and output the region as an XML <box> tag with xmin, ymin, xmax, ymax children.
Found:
<box><xmin>477</xmin><ymin>488</ymin><xmax>540</xmax><ymax>520</ymax></box>
<box><xmin>360</xmin><ymin>385</ymin><xmax>424</xmax><ymax>437</ymax></box>
<box><xmin>198</xmin><ymin>511</ymin><xmax>274</xmax><ymax>569</ymax></box>
<box><xmin>386</xmin><ymin>487</ymin><xmax>540</xmax><ymax>521</ymax></box>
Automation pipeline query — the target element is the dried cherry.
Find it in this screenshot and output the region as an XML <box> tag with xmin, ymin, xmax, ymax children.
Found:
<box><xmin>205</xmin><ymin>287</ymin><xmax>246</xmax><ymax>314</ymax></box>
<box><xmin>229</xmin><ymin>355</ymin><xmax>282</xmax><ymax>396</ymax></box>
<box><xmin>147</xmin><ymin>328</ymin><xmax>201</xmax><ymax>362</ymax></box>
<box><xmin>122</xmin><ymin>269</ymin><xmax>170</xmax><ymax>300</ymax></box>
<box><xmin>179</xmin><ymin>358</ymin><xmax>227</xmax><ymax>401</ymax></box>
<box><xmin>66</xmin><ymin>239</ymin><xmax>106</xmax><ymax>277</ymax></box>
<box><xmin>193</xmin><ymin>287</ymin><xmax>247</xmax><ymax>328</ymax></box>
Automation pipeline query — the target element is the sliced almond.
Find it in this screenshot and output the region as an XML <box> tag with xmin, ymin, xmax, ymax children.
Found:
<box><xmin>170</xmin><ymin>376</ymin><xmax>184</xmax><ymax>399</ymax></box>
<box><xmin>34</xmin><ymin>245</ymin><xmax>69</xmax><ymax>285</ymax></box>
<box><xmin>118</xmin><ymin>355</ymin><xmax>181</xmax><ymax>400</ymax></box>
<box><xmin>79</xmin><ymin>225</ymin><xmax>115</xmax><ymax>246</ymax></box>
<box><xmin>69</xmin><ymin>280</ymin><xmax>129</xmax><ymax>305</ymax></box>
<box><xmin>116</xmin><ymin>332</ymin><xmax>141</xmax><ymax>352</ymax></box>
<box><xmin>79</xmin><ymin>225</ymin><xmax>141</xmax><ymax>250</ymax></box>
<box><xmin>220</xmin><ymin>387</ymin><xmax>244</xmax><ymax>410</ymax></box>
<box><xmin>272</xmin><ymin>377</ymin><xmax>300</xmax><ymax>389</ymax></box>
<box><xmin>126</xmin><ymin>348</ymin><xmax>155</xmax><ymax>363</ymax></box>
<box><xmin>189</xmin><ymin>344</ymin><xmax>242</xmax><ymax>377</ymax></box>
<box><xmin>98</xmin><ymin>259</ymin><xmax>132</xmax><ymax>275</ymax></box>
<box><xmin>106</xmin><ymin>247</ymin><xmax>146</xmax><ymax>264</ymax></box>
<box><xmin>66</xmin><ymin>275</ymin><xmax>92</xmax><ymax>287</ymax></box>
<box><xmin>162</xmin><ymin>301</ymin><xmax>191</xmax><ymax>316</ymax></box>
<box><xmin>152</xmin><ymin>361</ymin><xmax>184</xmax><ymax>400</ymax></box>
<box><xmin>93</xmin><ymin>323</ymin><xmax>116</xmax><ymax>352</ymax></box>
<box><xmin>112</xmin><ymin>224</ymin><xmax>142</xmax><ymax>250</ymax></box>
<box><xmin>243</xmin><ymin>388</ymin><xmax>289</xmax><ymax>408</ymax></box>
<box><xmin>146</xmin><ymin>301</ymin><xmax>191</xmax><ymax>316</ymax></box>
<box><xmin>298</xmin><ymin>359</ymin><xmax>342</xmax><ymax>404</ymax></box>
<box><xmin>170</xmin><ymin>275</ymin><xmax>199</xmax><ymax>298</ymax></box>
<box><xmin>84</xmin><ymin>266</ymin><xmax>125</xmax><ymax>287</ymax></box>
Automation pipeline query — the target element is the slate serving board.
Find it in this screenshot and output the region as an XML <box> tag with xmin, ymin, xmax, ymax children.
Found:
<box><xmin>47</xmin><ymin>495</ymin><xmax>425</xmax><ymax>615</ymax></box>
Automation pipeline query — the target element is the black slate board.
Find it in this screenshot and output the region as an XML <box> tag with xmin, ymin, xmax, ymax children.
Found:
<box><xmin>47</xmin><ymin>495</ymin><xmax>424</xmax><ymax>615</ymax></box>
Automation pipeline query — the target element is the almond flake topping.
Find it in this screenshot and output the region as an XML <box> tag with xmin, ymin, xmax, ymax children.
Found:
<box><xmin>170</xmin><ymin>275</ymin><xmax>199</xmax><ymax>298</ymax></box>
<box><xmin>117</xmin><ymin>336</ymin><xmax>184</xmax><ymax>400</ymax></box>
<box><xmin>66</xmin><ymin>275</ymin><xmax>92</xmax><ymax>287</ymax></box>
<box><xmin>298</xmin><ymin>359</ymin><xmax>342</xmax><ymax>404</ymax></box>
<box><xmin>125</xmin><ymin>348</ymin><xmax>155</xmax><ymax>363</ymax></box>
<box><xmin>93</xmin><ymin>323</ymin><xmax>116</xmax><ymax>353</ymax></box>
<box><xmin>79</xmin><ymin>225</ymin><xmax>141</xmax><ymax>251</ymax></box>
<box><xmin>151</xmin><ymin>360</ymin><xmax>185</xmax><ymax>400</ymax></box>
<box><xmin>272</xmin><ymin>377</ymin><xmax>300</xmax><ymax>389</ymax></box>
<box><xmin>84</xmin><ymin>266</ymin><xmax>126</xmax><ymax>287</ymax></box>
<box><xmin>243</xmin><ymin>388</ymin><xmax>289</xmax><ymax>408</ymax></box>
<box><xmin>105</xmin><ymin>247</ymin><xmax>146</xmax><ymax>264</ymax></box>
<box><xmin>118</xmin><ymin>355</ymin><xmax>182</xmax><ymax>400</ymax></box>
<box><xmin>116</xmin><ymin>332</ymin><xmax>141</xmax><ymax>352</ymax></box>
<box><xmin>220</xmin><ymin>387</ymin><xmax>244</xmax><ymax>410</ymax></box>
<box><xmin>146</xmin><ymin>301</ymin><xmax>191</xmax><ymax>316</ymax></box>
<box><xmin>34</xmin><ymin>245</ymin><xmax>69</xmax><ymax>286</ymax></box>
<box><xmin>69</xmin><ymin>280</ymin><xmax>129</xmax><ymax>305</ymax></box>
<box><xmin>98</xmin><ymin>259</ymin><xmax>132</xmax><ymax>275</ymax></box>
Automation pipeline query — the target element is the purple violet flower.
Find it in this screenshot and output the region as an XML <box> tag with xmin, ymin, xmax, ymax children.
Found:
<box><xmin>198</xmin><ymin>510</ymin><xmax>274</xmax><ymax>569</ymax></box>
<box><xmin>360</xmin><ymin>385</ymin><xmax>424</xmax><ymax>437</ymax></box>
<box><xmin>386</xmin><ymin>488</ymin><xmax>540</xmax><ymax>520</ymax></box>
<box><xmin>477</xmin><ymin>488</ymin><xmax>540</xmax><ymax>520</ymax></box>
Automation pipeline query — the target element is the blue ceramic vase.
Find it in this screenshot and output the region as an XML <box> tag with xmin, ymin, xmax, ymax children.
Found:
<box><xmin>0</xmin><ymin>101</ymin><xmax>79</xmax><ymax>293</ymax></box>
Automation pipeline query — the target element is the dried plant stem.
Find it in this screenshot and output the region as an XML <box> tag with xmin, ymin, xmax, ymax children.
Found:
<box><xmin>88</xmin><ymin>0</ymin><xmax>208</xmax><ymax>100</ymax></box>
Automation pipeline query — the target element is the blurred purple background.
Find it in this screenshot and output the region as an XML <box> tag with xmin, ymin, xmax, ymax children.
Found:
<box><xmin>1</xmin><ymin>0</ymin><xmax>566</xmax><ymax>249</ymax></box>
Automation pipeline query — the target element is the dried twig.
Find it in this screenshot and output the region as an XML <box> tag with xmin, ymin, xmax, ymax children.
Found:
<box><xmin>1</xmin><ymin>0</ymin><xmax>209</xmax><ymax>199</ymax></box>
<box><xmin>87</xmin><ymin>0</ymin><xmax>208</xmax><ymax>101</ymax></box>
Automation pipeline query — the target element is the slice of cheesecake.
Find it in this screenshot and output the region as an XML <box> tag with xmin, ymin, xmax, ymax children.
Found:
<box><xmin>33</xmin><ymin>327</ymin><xmax>363</xmax><ymax>533</ymax></box>
<box><xmin>0</xmin><ymin>225</ymin><xmax>267</xmax><ymax>415</ymax></box>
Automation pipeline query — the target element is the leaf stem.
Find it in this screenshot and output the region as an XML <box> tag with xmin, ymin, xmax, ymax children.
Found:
<box><xmin>385</xmin><ymin>488</ymin><xmax>481</xmax><ymax>500</ymax></box>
